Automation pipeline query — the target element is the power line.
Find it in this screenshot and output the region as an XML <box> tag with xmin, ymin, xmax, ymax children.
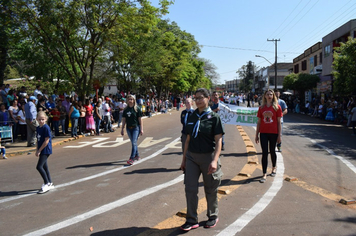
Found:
<box><xmin>201</xmin><ymin>45</ymin><xmax>299</xmax><ymax>55</ymax></box>
<box><xmin>258</xmin><ymin>0</ymin><xmax>304</xmax><ymax>51</ymax></box>
<box><xmin>292</xmin><ymin>3</ymin><xmax>356</xmax><ymax>52</ymax></box>
<box><xmin>259</xmin><ymin>0</ymin><xmax>313</xmax><ymax>52</ymax></box>
<box><xmin>278</xmin><ymin>0</ymin><xmax>320</xmax><ymax>39</ymax></box>
<box><xmin>268</xmin><ymin>0</ymin><xmax>304</xmax><ymax>39</ymax></box>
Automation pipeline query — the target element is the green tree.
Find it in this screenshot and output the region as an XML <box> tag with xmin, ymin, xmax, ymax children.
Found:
<box><xmin>332</xmin><ymin>38</ymin><xmax>356</xmax><ymax>95</ymax></box>
<box><xmin>238</xmin><ymin>61</ymin><xmax>256</xmax><ymax>92</ymax></box>
<box><xmin>282</xmin><ymin>73</ymin><xmax>297</xmax><ymax>90</ymax></box>
<box><xmin>283</xmin><ymin>73</ymin><xmax>319</xmax><ymax>95</ymax></box>
<box><xmin>0</xmin><ymin>0</ymin><xmax>17</xmax><ymax>84</ymax></box>
<box><xmin>111</xmin><ymin>18</ymin><xmax>206</xmax><ymax>98</ymax></box>
<box><xmin>11</xmin><ymin>0</ymin><xmax>166</xmax><ymax>98</ymax></box>
<box><xmin>199</xmin><ymin>58</ymin><xmax>220</xmax><ymax>86</ymax></box>
<box><xmin>4</xmin><ymin>65</ymin><xmax>20</xmax><ymax>79</ymax></box>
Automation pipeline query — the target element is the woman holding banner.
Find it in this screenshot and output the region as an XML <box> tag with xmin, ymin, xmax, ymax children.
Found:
<box><xmin>255</xmin><ymin>89</ymin><xmax>282</xmax><ymax>183</ymax></box>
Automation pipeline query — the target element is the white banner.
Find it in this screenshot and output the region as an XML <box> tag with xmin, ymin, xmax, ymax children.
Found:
<box><xmin>217</xmin><ymin>102</ymin><xmax>258</xmax><ymax>127</ymax></box>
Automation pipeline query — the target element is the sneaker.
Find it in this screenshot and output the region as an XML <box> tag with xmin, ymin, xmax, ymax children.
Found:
<box><xmin>180</xmin><ymin>222</ymin><xmax>199</xmax><ymax>231</ymax></box>
<box><xmin>3</xmin><ymin>155</ymin><xmax>7</xmax><ymax>159</ymax></box>
<box><xmin>204</xmin><ymin>218</ymin><xmax>219</xmax><ymax>228</ymax></box>
<box><xmin>134</xmin><ymin>156</ymin><xmax>140</xmax><ymax>161</ymax></box>
<box><xmin>127</xmin><ymin>159</ymin><xmax>134</xmax><ymax>165</ymax></box>
<box><xmin>48</xmin><ymin>183</ymin><xmax>55</xmax><ymax>190</ymax></box>
<box><xmin>38</xmin><ymin>183</ymin><xmax>50</xmax><ymax>194</ymax></box>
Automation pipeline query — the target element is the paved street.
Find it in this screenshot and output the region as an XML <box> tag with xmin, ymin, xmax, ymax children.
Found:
<box><xmin>0</xmin><ymin>109</ymin><xmax>355</xmax><ymax>236</ymax></box>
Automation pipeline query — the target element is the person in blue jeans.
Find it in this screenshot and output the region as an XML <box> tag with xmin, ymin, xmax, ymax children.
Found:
<box><xmin>35</xmin><ymin>111</ymin><xmax>54</xmax><ymax>194</ymax></box>
<box><xmin>68</xmin><ymin>102</ymin><xmax>80</xmax><ymax>138</ymax></box>
<box><xmin>121</xmin><ymin>95</ymin><xmax>143</xmax><ymax>165</ymax></box>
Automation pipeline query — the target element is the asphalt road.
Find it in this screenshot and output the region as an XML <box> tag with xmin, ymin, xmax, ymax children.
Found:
<box><xmin>0</xmin><ymin>109</ymin><xmax>355</xmax><ymax>236</ymax></box>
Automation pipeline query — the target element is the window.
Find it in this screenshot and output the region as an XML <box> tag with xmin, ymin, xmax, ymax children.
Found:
<box><xmin>314</xmin><ymin>55</ymin><xmax>317</xmax><ymax>66</ymax></box>
<box><xmin>324</xmin><ymin>45</ymin><xmax>331</xmax><ymax>57</ymax></box>
<box><xmin>302</xmin><ymin>60</ymin><xmax>307</xmax><ymax>71</ymax></box>
<box><xmin>320</xmin><ymin>52</ymin><xmax>322</xmax><ymax>64</ymax></box>
<box><xmin>294</xmin><ymin>64</ymin><xmax>299</xmax><ymax>73</ymax></box>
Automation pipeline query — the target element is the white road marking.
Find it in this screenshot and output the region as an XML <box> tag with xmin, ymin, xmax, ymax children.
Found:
<box><xmin>92</xmin><ymin>137</ymin><xmax>130</xmax><ymax>148</ymax></box>
<box><xmin>63</xmin><ymin>138</ymin><xmax>109</xmax><ymax>148</ymax></box>
<box><xmin>23</xmin><ymin>175</ymin><xmax>184</xmax><ymax>236</ymax></box>
<box><xmin>217</xmin><ymin>152</ymin><xmax>285</xmax><ymax>236</ymax></box>
<box><xmin>308</xmin><ymin>138</ymin><xmax>356</xmax><ymax>174</ymax></box>
<box><xmin>138</xmin><ymin>137</ymin><xmax>172</xmax><ymax>148</ymax></box>
<box><xmin>0</xmin><ymin>137</ymin><xmax>180</xmax><ymax>205</ymax></box>
<box><xmin>165</xmin><ymin>140</ymin><xmax>182</xmax><ymax>149</ymax></box>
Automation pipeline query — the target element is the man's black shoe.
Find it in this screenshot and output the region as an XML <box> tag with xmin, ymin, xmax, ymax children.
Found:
<box><xmin>180</xmin><ymin>222</ymin><xmax>199</xmax><ymax>231</ymax></box>
<box><xmin>204</xmin><ymin>218</ymin><xmax>219</xmax><ymax>228</ymax></box>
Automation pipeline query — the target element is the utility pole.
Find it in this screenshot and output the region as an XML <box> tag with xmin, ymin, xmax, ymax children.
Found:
<box><xmin>267</xmin><ymin>39</ymin><xmax>280</xmax><ymax>90</ymax></box>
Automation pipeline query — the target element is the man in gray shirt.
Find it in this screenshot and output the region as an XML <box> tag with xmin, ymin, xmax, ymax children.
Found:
<box><xmin>24</xmin><ymin>96</ymin><xmax>38</xmax><ymax>147</ymax></box>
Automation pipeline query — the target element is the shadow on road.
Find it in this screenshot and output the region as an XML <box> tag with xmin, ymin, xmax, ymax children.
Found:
<box><xmin>285</xmin><ymin>117</ymin><xmax>356</xmax><ymax>160</ymax></box>
<box><xmin>162</xmin><ymin>152</ymin><xmax>183</xmax><ymax>156</ymax></box>
<box><xmin>124</xmin><ymin>168</ymin><xmax>181</xmax><ymax>175</ymax></box>
<box><xmin>0</xmin><ymin>189</ymin><xmax>38</xmax><ymax>197</ymax></box>
<box><xmin>334</xmin><ymin>216</ymin><xmax>356</xmax><ymax>225</ymax></box>
<box><xmin>66</xmin><ymin>161</ymin><xmax>126</xmax><ymax>169</ymax></box>
<box><xmin>91</xmin><ymin>224</ymin><xmax>210</xmax><ymax>236</ymax></box>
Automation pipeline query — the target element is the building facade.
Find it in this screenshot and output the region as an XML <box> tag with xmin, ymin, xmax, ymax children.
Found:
<box><xmin>321</xmin><ymin>19</ymin><xmax>356</xmax><ymax>95</ymax></box>
<box><xmin>254</xmin><ymin>63</ymin><xmax>292</xmax><ymax>94</ymax></box>
<box><xmin>293</xmin><ymin>42</ymin><xmax>323</xmax><ymax>76</ymax></box>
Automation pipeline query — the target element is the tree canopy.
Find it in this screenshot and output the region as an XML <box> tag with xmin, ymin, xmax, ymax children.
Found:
<box><xmin>332</xmin><ymin>38</ymin><xmax>356</xmax><ymax>95</ymax></box>
<box><xmin>3</xmin><ymin>0</ymin><xmax>217</xmax><ymax>98</ymax></box>
<box><xmin>237</xmin><ymin>61</ymin><xmax>256</xmax><ymax>92</ymax></box>
<box><xmin>283</xmin><ymin>73</ymin><xmax>320</xmax><ymax>94</ymax></box>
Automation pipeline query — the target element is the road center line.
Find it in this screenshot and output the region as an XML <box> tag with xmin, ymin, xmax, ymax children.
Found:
<box><xmin>0</xmin><ymin>137</ymin><xmax>180</xmax><ymax>205</ymax></box>
<box><xmin>23</xmin><ymin>175</ymin><xmax>184</xmax><ymax>236</ymax></box>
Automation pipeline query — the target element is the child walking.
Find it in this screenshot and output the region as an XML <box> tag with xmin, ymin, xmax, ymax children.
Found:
<box><xmin>35</xmin><ymin>111</ymin><xmax>54</xmax><ymax>194</ymax></box>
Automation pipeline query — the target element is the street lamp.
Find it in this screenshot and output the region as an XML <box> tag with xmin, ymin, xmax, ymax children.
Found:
<box><xmin>255</xmin><ymin>55</ymin><xmax>273</xmax><ymax>65</ymax></box>
<box><xmin>255</xmin><ymin>55</ymin><xmax>273</xmax><ymax>90</ymax></box>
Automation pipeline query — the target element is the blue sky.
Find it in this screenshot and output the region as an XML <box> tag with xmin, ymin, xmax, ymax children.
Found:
<box><xmin>150</xmin><ymin>0</ymin><xmax>356</xmax><ymax>84</ymax></box>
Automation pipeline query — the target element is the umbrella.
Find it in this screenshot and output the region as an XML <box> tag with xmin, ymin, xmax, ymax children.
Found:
<box><xmin>283</xmin><ymin>91</ymin><xmax>292</xmax><ymax>95</ymax></box>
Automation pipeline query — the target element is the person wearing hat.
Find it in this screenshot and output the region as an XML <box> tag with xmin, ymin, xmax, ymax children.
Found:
<box><xmin>118</xmin><ymin>97</ymin><xmax>127</xmax><ymax>128</ymax></box>
<box><xmin>24</xmin><ymin>96</ymin><xmax>38</xmax><ymax>147</ymax></box>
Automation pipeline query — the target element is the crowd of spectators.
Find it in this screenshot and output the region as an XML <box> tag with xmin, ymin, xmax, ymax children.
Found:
<box><xmin>0</xmin><ymin>84</ymin><xmax>179</xmax><ymax>144</ymax></box>
<box><xmin>284</xmin><ymin>94</ymin><xmax>356</xmax><ymax>127</ymax></box>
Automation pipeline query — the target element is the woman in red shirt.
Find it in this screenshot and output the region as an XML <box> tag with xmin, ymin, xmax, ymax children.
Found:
<box><xmin>255</xmin><ymin>89</ymin><xmax>282</xmax><ymax>183</ymax></box>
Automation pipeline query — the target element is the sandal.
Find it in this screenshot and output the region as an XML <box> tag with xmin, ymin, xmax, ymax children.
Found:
<box><xmin>271</xmin><ymin>167</ymin><xmax>277</xmax><ymax>177</ymax></box>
